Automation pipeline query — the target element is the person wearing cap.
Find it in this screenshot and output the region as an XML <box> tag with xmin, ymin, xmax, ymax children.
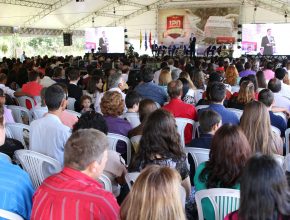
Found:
<box><xmin>275</xmin><ymin>67</ymin><xmax>290</xmax><ymax>99</ymax></box>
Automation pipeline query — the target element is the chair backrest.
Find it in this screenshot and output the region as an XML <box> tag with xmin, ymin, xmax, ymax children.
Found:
<box><xmin>195</xmin><ymin>105</ymin><xmax>209</xmax><ymax>112</ymax></box>
<box><xmin>227</xmin><ymin>108</ymin><xmax>243</xmax><ymax>119</ymax></box>
<box><xmin>271</xmin><ymin>125</ymin><xmax>281</xmax><ymax>136</ymax></box>
<box><xmin>130</xmin><ymin>135</ymin><xmax>142</xmax><ymax>153</ymax></box>
<box><xmin>67</xmin><ymin>97</ymin><xmax>76</xmax><ymax>111</ymax></box>
<box><xmin>107</xmin><ymin>133</ymin><xmax>132</xmax><ymax>164</ymax></box>
<box><xmin>98</xmin><ymin>174</ymin><xmax>113</xmax><ymax>192</ymax></box>
<box><xmin>124</xmin><ymin>112</ymin><xmax>141</xmax><ymax>128</ymax></box>
<box><xmin>195</xmin><ymin>89</ymin><xmax>205</xmax><ymax>103</ymax></box>
<box><xmin>273</xmin><ymin>154</ymin><xmax>284</xmax><ymax>167</ymax></box>
<box><xmin>7</xmin><ymin>105</ymin><xmax>32</xmax><ymax>124</ymax></box>
<box><xmin>175</xmin><ymin>118</ymin><xmax>195</xmax><ymax>148</ymax></box>
<box><xmin>125</xmin><ymin>172</ymin><xmax>140</xmax><ymax>190</ymax></box>
<box><xmin>231</xmin><ymin>85</ymin><xmax>240</xmax><ymax>93</ymax></box>
<box><xmin>31</xmin><ymin>108</ymin><xmax>47</xmax><ymax>120</ymax></box>
<box><xmin>65</xmin><ymin>109</ymin><xmax>81</xmax><ymax>118</ymax></box>
<box><xmin>0</xmin><ymin>209</ymin><xmax>24</xmax><ymax>220</ymax></box>
<box><xmin>286</xmin><ymin>128</ymin><xmax>290</xmax><ymax>154</ymax></box>
<box><xmin>16</xmin><ymin>96</ymin><xmax>35</xmax><ymax>109</ymax></box>
<box><xmin>14</xmin><ymin>149</ymin><xmax>62</xmax><ymax>189</ymax></box>
<box><xmin>195</xmin><ymin>188</ymin><xmax>240</xmax><ymax>220</ymax></box>
<box><xmin>184</xmin><ymin>147</ymin><xmax>210</xmax><ymax>169</ymax></box>
<box><xmin>6</xmin><ymin>123</ymin><xmax>30</xmax><ymax>149</ymax></box>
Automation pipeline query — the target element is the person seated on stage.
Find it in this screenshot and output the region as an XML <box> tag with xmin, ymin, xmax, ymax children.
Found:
<box><xmin>168</xmin><ymin>41</ymin><xmax>176</xmax><ymax>57</ymax></box>
<box><xmin>31</xmin><ymin>129</ymin><xmax>120</xmax><ymax>220</ymax></box>
<box><xmin>188</xmin><ymin>109</ymin><xmax>221</xmax><ymax>149</ymax></box>
<box><xmin>157</xmin><ymin>42</ymin><xmax>167</xmax><ymax>57</ymax></box>
<box><xmin>258</xmin><ymin>89</ymin><xmax>287</xmax><ymax>137</ymax></box>
<box><xmin>135</xmin><ymin>67</ymin><xmax>168</xmax><ymax>106</ymax></box>
<box><xmin>0</xmin><ymin>104</ymin><xmax>34</xmax><ymax>220</ymax></box>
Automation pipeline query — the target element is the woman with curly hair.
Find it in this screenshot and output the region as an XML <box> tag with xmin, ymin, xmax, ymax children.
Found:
<box><xmin>130</xmin><ymin>109</ymin><xmax>191</xmax><ymax>198</ymax></box>
<box><xmin>194</xmin><ymin>124</ymin><xmax>251</xmax><ymax>220</ymax></box>
<box><xmin>225</xmin><ymin>64</ymin><xmax>239</xmax><ymax>86</ymax></box>
<box><xmin>100</xmin><ymin>91</ymin><xmax>132</xmax><ymax>155</ymax></box>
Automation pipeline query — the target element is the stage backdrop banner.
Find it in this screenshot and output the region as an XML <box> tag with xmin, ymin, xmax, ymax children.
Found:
<box><xmin>158</xmin><ymin>7</ymin><xmax>240</xmax><ymax>47</ymax></box>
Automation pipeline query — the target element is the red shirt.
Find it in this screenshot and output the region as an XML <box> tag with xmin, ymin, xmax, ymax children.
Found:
<box><xmin>22</xmin><ymin>81</ymin><xmax>43</xmax><ymax>97</ymax></box>
<box><xmin>163</xmin><ymin>98</ymin><xmax>197</xmax><ymax>144</ymax></box>
<box><xmin>31</xmin><ymin>167</ymin><xmax>120</xmax><ymax>220</ymax></box>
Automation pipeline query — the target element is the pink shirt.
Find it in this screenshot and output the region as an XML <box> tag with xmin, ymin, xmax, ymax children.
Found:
<box><xmin>59</xmin><ymin>110</ymin><xmax>78</xmax><ymax>129</ymax></box>
<box><xmin>263</xmin><ymin>69</ymin><xmax>275</xmax><ymax>81</ymax></box>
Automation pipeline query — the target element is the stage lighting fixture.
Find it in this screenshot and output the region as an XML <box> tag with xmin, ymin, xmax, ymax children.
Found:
<box><xmin>237</xmin><ymin>31</ymin><xmax>242</xmax><ymax>34</ymax></box>
<box><xmin>237</xmin><ymin>39</ymin><xmax>242</xmax><ymax>42</ymax></box>
<box><xmin>76</xmin><ymin>0</ymin><xmax>84</xmax><ymax>2</ymax></box>
<box><xmin>125</xmin><ymin>35</ymin><xmax>128</xmax><ymax>38</ymax></box>
<box><xmin>124</xmin><ymin>28</ymin><xmax>128</xmax><ymax>32</ymax></box>
<box><xmin>238</xmin><ymin>24</ymin><xmax>242</xmax><ymax>28</ymax></box>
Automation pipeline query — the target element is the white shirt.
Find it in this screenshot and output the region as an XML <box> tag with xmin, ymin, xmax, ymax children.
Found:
<box><xmin>0</xmin><ymin>84</ymin><xmax>15</xmax><ymax>98</ymax></box>
<box><xmin>273</xmin><ymin>93</ymin><xmax>290</xmax><ymax>111</ymax></box>
<box><xmin>29</xmin><ymin>113</ymin><xmax>71</xmax><ymax>167</ymax></box>
<box><xmin>40</xmin><ymin>76</ymin><xmax>56</xmax><ymax>88</ymax></box>
<box><xmin>280</xmin><ymin>81</ymin><xmax>290</xmax><ymax>99</ymax></box>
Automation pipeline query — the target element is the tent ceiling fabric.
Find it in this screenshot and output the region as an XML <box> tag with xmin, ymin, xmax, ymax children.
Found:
<box><xmin>0</xmin><ymin>0</ymin><xmax>290</xmax><ymax>30</ymax></box>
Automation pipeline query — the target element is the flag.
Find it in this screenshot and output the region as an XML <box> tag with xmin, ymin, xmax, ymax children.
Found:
<box><xmin>145</xmin><ymin>31</ymin><xmax>148</xmax><ymax>51</ymax></box>
<box><xmin>140</xmin><ymin>30</ymin><xmax>142</xmax><ymax>49</ymax></box>
<box><xmin>149</xmin><ymin>31</ymin><xmax>152</xmax><ymax>49</ymax></box>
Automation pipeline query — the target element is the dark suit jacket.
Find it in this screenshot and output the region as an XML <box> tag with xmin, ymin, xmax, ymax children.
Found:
<box><xmin>261</xmin><ymin>36</ymin><xmax>274</xmax><ymax>55</ymax></box>
<box><xmin>99</xmin><ymin>37</ymin><xmax>107</xmax><ymax>53</ymax></box>
<box><xmin>68</xmin><ymin>83</ymin><xmax>83</xmax><ymax>102</ymax></box>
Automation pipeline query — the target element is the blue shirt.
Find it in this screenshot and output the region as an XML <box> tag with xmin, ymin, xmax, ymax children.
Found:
<box><xmin>199</xmin><ymin>104</ymin><xmax>239</xmax><ymax>125</ymax></box>
<box><xmin>134</xmin><ymin>81</ymin><xmax>168</xmax><ymax>106</ymax></box>
<box><xmin>0</xmin><ymin>154</ymin><xmax>34</xmax><ymax>220</ymax></box>
<box><xmin>269</xmin><ymin>111</ymin><xmax>287</xmax><ymax>137</ymax></box>
<box><xmin>187</xmin><ymin>133</ymin><xmax>213</xmax><ymax>149</ymax></box>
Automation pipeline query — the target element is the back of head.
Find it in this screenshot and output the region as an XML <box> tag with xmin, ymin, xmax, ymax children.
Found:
<box><xmin>68</xmin><ymin>68</ymin><xmax>80</xmax><ymax>81</ymax></box>
<box><xmin>256</xmin><ymin>70</ymin><xmax>267</xmax><ymax>88</ymax></box>
<box><xmin>258</xmin><ymin>89</ymin><xmax>274</xmax><ymax>107</ymax></box>
<box><xmin>138</xmin><ymin>99</ymin><xmax>158</xmax><ymax>122</ymax></box>
<box><xmin>120</xmin><ymin>165</ymin><xmax>186</xmax><ymax>220</ymax></box>
<box><xmin>100</xmin><ymin>91</ymin><xmax>124</xmax><ymax>117</ymax></box>
<box><xmin>208</xmin><ymin>82</ymin><xmax>226</xmax><ymax>102</ymax></box>
<box><xmin>159</xmin><ymin>69</ymin><xmax>172</xmax><ymax>86</ymax></box>
<box><xmin>108</xmin><ymin>72</ymin><xmax>122</xmax><ymax>89</ymax></box>
<box><xmin>200</xmin><ymin>124</ymin><xmax>251</xmax><ymax>188</ymax></box>
<box><xmin>141</xmin><ymin>67</ymin><xmax>154</xmax><ymax>83</ymax></box>
<box><xmin>125</xmin><ymin>90</ymin><xmax>142</xmax><ymax>109</ymax></box>
<box><xmin>275</xmin><ymin>67</ymin><xmax>286</xmax><ymax>80</ymax></box>
<box><xmin>266</xmin><ymin>62</ymin><xmax>274</xmax><ymax>70</ymax></box>
<box><xmin>198</xmin><ymin>110</ymin><xmax>221</xmax><ymax>133</ymax></box>
<box><xmin>0</xmin><ymin>73</ymin><xmax>7</xmax><ymax>83</ymax></box>
<box><xmin>167</xmin><ymin>80</ymin><xmax>183</xmax><ymax>99</ymax></box>
<box><xmin>240</xmin><ymin>101</ymin><xmax>273</xmax><ymax>155</ymax></box>
<box><xmin>237</xmin><ymin>81</ymin><xmax>255</xmax><ymax>104</ymax></box>
<box><xmin>178</xmin><ymin>78</ymin><xmax>190</xmax><ymax>100</ymax></box>
<box><xmin>268</xmin><ymin>78</ymin><xmax>282</xmax><ymax>93</ymax></box>
<box><xmin>244</xmin><ymin>62</ymin><xmax>252</xmax><ymax>70</ymax></box>
<box><xmin>28</xmin><ymin>70</ymin><xmax>39</xmax><ymax>82</ymax></box>
<box><xmin>64</xmin><ymin>129</ymin><xmax>108</xmax><ymax>171</ymax></box>
<box><xmin>239</xmin><ymin>154</ymin><xmax>290</xmax><ymax>219</ymax></box>
<box><xmin>44</xmin><ymin>84</ymin><xmax>65</xmax><ymax>111</ymax></box>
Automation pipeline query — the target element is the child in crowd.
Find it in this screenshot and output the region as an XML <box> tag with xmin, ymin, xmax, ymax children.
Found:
<box><xmin>80</xmin><ymin>95</ymin><xmax>93</xmax><ymax>114</ymax></box>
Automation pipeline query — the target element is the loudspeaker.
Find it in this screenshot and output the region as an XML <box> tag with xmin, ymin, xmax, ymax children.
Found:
<box><xmin>63</xmin><ymin>33</ymin><xmax>72</xmax><ymax>46</ymax></box>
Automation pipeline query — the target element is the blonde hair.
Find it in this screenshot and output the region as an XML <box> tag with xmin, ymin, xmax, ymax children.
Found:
<box><xmin>120</xmin><ymin>165</ymin><xmax>186</xmax><ymax>220</ymax></box>
<box><xmin>159</xmin><ymin>69</ymin><xmax>172</xmax><ymax>86</ymax></box>
<box><xmin>225</xmin><ymin>65</ymin><xmax>239</xmax><ymax>86</ymax></box>
<box><xmin>237</xmin><ymin>81</ymin><xmax>255</xmax><ymax>104</ymax></box>
<box><xmin>240</xmin><ymin>101</ymin><xmax>277</xmax><ymax>155</ymax></box>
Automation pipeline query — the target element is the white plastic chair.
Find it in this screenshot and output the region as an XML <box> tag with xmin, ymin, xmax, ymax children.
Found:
<box><xmin>125</xmin><ymin>172</ymin><xmax>140</xmax><ymax>190</ymax></box>
<box><xmin>65</xmin><ymin>109</ymin><xmax>81</xmax><ymax>118</ymax></box>
<box><xmin>30</xmin><ymin>108</ymin><xmax>47</xmax><ymax>120</ymax></box>
<box><xmin>285</xmin><ymin>128</ymin><xmax>290</xmax><ymax>154</ymax></box>
<box><xmin>195</xmin><ymin>188</ymin><xmax>240</xmax><ymax>220</ymax></box>
<box><xmin>16</xmin><ymin>96</ymin><xmax>35</xmax><ymax>109</ymax></box>
<box><xmin>67</xmin><ymin>97</ymin><xmax>76</xmax><ymax>111</ymax></box>
<box><xmin>130</xmin><ymin>135</ymin><xmax>142</xmax><ymax>153</ymax></box>
<box><xmin>184</xmin><ymin>147</ymin><xmax>210</xmax><ymax>169</ymax></box>
<box><xmin>227</xmin><ymin>108</ymin><xmax>243</xmax><ymax>119</ymax></box>
<box><xmin>231</xmin><ymin>85</ymin><xmax>240</xmax><ymax>93</ymax></box>
<box><xmin>7</xmin><ymin>105</ymin><xmax>32</xmax><ymax>124</ymax></box>
<box><xmin>0</xmin><ymin>209</ymin><xmax>23</xmax><ymax>220</ymax></box>
<box><xmin>98</xmin><ymin>174</ymin><xmax>113</xmax><ymax>192</ymax></box>
<box><xmin>6</xmin><ymin>123</ymin><xmax>30</xmax><ymax>149</ymax></box>
<box><xmin>194</xmin><ymin>89</ymin><xmax>205</xmax><ymax>103</ymax></box>
<box><xmin>175</xmin><ymin>118</ymin><xmax>196</xmax><ymax>148</ymax></box>
<box><xmin>124</xmin><ymin>112</ymin><xmax>141</xmax><ymax>128</ymax></box>
<box><xmin>195</xmin><ymin>105</ymin><xmax>209</xmax><ymax>112</ymax></box>
<box><xmin>107</xmin><ymin>133</ymin><xmax>131</xmax><ymax>164</ymax></box>
<box><xmin>271</xmin><ymin>125</ymin><xmax>281</xmax><ymax>136</ymax></box>
<box><xmin>14</xmin><ymin>149</ymin><xmax>62</xmax><ymax>189</ymax></box>
<box><xmin>273</xmin><ymin>154</ymin><xmax>284</xmax><ymax>167</ymax></box>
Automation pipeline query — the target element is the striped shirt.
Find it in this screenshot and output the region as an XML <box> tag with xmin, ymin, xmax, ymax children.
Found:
<box><xmin>0</xmin><ymin>154</ymin><xmax>34</xmax><ymax>220</ymax></box>
<box><xmin>31</xmin><ymin>167</ymin><xmax>120</xmax><ymax>220</ymax></box>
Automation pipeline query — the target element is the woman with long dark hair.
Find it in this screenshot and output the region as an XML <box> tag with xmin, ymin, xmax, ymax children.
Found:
<box><xmin>194</xmin><ymin>124</ymin><xmax>251</xmax><ymax>220</ymax></box>
<box><xmin>225</xmin><ymin>154</ymin><xmax>290</xmax><ymax>220</ymax></box>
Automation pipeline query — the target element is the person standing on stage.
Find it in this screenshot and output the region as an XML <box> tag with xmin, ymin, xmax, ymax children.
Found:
<box><xmin>168</xmin><ymin>42</ymin><xmax>176</xmax><ymax>57</ymax></box>
<box><xmin>261</xmin><ymin>28</ymin><xmax>275</xmax><ymax>55</ymax></box>
<box><xmin>99</xmin><ymin>31</ymin><xmax>109</xmax><ymax>53</ymax></box>
<box><xmin>189</xmin><ymin>33</ymin><xmax>196</xmax><ymax>58</ymax></box>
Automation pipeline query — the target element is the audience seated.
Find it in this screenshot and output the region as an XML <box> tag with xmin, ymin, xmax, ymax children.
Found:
<box><xmin>178</xmin><ymin>77</ymin><xmax>196</xmax><ymax>105</ymax></box>
<box><xmin>240</xmin><ymin>101</ymin><xmax>283</xmax><ymax>155</ymax></box>
<box><xmin>256</xmin><ymin>70</ymin><xmax>267</xmax><ymax>92</ymax></box>
<box><xmin>224</xmin><ymin>64</ymin><xmax>239</xmax><ymax>86</ymax></box>
<box><xmin>0</xmin><ymin>88</ymin><xmax>15</xmax><ymax>123</ymax></box>
<box><xmin>67</xmin><ymin>68</ymin><xmax>83</xmax><ymax>111</ymax></box>
<box><xmin>39</xmin><ymin>66</ymin><xmax>55</xmax><ymax>88</ymax></box>
<box><xmin>30</xmin><ymin>84</ymin><xmax>71</xmax><ymax>173</ymax></box>
<box><xmin>268</xmin><ymin>78</ymin><xmax>290</xmax><ymax>111</ymax></box>
<box><xmin>0</xmin><ymin>73</ymin><xmax>30</xmax><ymax>98</ymax></box>
<box><xmin>188</xmin><ymin>110</ymin><xmax>221</xmax><ymax>149</ymax></box>
<box><xmin>21</xmin><ymin>70</ymin><xmax>43</xmax><ymax>97</ymax></box>
<box><xmin>199</xmin><ymin>82</ymin><xmax>239</xmax><ymax>124</ymax></box>
<box><xmin>275</xmin><ymin>67</ymin><xmax>290</xmax><ymax>99</ymax></box>
<box><xmin>225</xmin><ymin>154</ymin><xmax>290</xmax><ymax>220</ymax></box>
<box><xmin>125</xmin><ymin>90</ymin><xmax>142</xmax><ymax>114</ymax></box>
<box><xmin>239</xmin><ymin>62</ymin><xmax>256</xmax><ymax>77</ymax></box>
<box><xmin>31</xmin><ymin>129</ymin><xmax>119</xmax><ymax>219</ymax></box>
<box><xmin>258</xmin><ymin>89</ymin><xmax>287</xmax><ymax>137</ymax></box>
<box><xmin>135</xmin><ymin>67</ymin><xmax>168</xmax><ymax>106</ymax></box>
<box><xmin>120</xmin><ymin>165</ymin><xmax>186</xmax><ymax>220</ymax></box>
<box><xmin>263</xmin><ymin>61</ymin><xmax>275</xmax><ymax>81</ymax></box>
<box><xmin>163</xmin><ymin>80</ymin><xmax>197</xmax><ymax>144</ymax></box>
<box><xmin>80</xmin><ymin>95</ymin><xmax>93</xmax><ymax>113</ymax></box>
<box><xmin>130</xmin><ymin>109</ymin><xmax>191</xmax><ymax>198</ymax></box>
<box><xmin>158</xmin><ymin>68</ymin><xmax>172</xmax><ymax>94</ymax></box>
<box><xmin>83</xmin><ymin>69</ymin><xmax>104</xmax><ymax>105</ymax></box>
<box><xmin>194</xmin><ymin>124</ymin><xmax>251</xmax><ymax>220</ymax></box>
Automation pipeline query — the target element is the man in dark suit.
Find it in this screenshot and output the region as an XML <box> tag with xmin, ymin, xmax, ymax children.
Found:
<box><xmin>168</xmin><ymin>41</ymin><xmax>176</xmax><ymax>57</ymax></box>
<box><xmin>67</xmin><ymin>68</ymin><xmax>83</xmax><ymax>111</ymax></box>
<box><xmin>99</xmin><ymin>31</ymin><xmax>108</xmax><ymax>53</ymax></box>
<box><xmin>189</xmin><ymin>33</ymin><xmax>196</xmax><ymax>58</ymax></box>
<box><xmin>261</xmin><ymin>28</ymin><xmax>275</xmax><ymax>55</ymax></box>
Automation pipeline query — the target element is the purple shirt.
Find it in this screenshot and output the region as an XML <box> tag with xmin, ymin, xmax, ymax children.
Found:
<box><xmin>104</xmin><ymin>116</ymin><xmax>132</xmax><ymax>154</ymax></box>
<box><xmin>239</xmin><ymin>69</ymin><xmax>256</xmax><ymax>78</ymax></box>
